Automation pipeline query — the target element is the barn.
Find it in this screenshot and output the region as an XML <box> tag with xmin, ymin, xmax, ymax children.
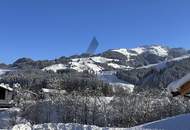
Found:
<box><xmin>167</xmin><ymin>74</ymin><xmax>190</xmax><ymax>97</ymax></box>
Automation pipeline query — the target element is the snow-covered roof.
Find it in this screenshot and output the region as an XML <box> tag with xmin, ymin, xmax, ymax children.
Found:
<box><xmin>0</xmin><ymin>69</ymin><xmax>11</xmax><ymax>76</ymax></box>
<box><xmin>0</xmin><ymin>83</ymin><xmax>13</xmax><ymax>91</ymax></box>
<box><xmin>42</xmin><ymin>88</ymin><xmax>66</xmax><ymax>94</ymax></box>
<box><xmin>167</xmin><ymin>73</ymin><xmax>190</xmax><ymax>93</ymax></box>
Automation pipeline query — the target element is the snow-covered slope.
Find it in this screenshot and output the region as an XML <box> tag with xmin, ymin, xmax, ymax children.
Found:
<box><xmin>136</xmin><ymin>54</ymin><xmax>190</xmax><ymax>70</ymax></box>
<box><xmin>12</xmin><ymin>113</ymin><xmax>190</xmax><ymax>130</ymax></box>
<box><xmin>70</xmin><ymin>57</ymin><xmax>104</xmax><ymax>73</ymax></box>
<box><xmin>42</xmin><ymin>56</ymin><xmax>130</xmax><ymax>73</ymax></box>
<box><xmin>42</xmin><ymin>45</ymin><xmax>189</xmax><ymax>74</ymax></box>
<box><xmin>133</xmin><ymin>113</ymin><xmax>190</xmax><ymax>130</ymax></box>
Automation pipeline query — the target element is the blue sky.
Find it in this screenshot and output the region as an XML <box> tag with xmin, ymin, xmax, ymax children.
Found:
<box><xmin>0</xmin><ymin>0</ymin><xmax>190</xmax><ymax>63</ymax></box>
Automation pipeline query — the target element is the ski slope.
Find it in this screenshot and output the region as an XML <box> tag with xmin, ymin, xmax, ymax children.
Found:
<box><xmin>98</xmin><ymin>71</ymin><xmax>135</xmax><ymax>92</ymax></box>
<box><xmin>136</xmin><ymin>54</ymin><xmax>190</xmax><ymax>70</ymax></box>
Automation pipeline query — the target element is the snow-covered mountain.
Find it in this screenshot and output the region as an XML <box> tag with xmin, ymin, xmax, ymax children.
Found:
<box><xmin>42</xmin><ymin>45</ymin><xmax>189</xmax><ymax>73</ymax></box>
<box><xmin>117</xmin><ymin>53</ymin><xmax>190</xmax><ymax>90</ymax></box>
<box><xmin>1</xmin><ymin>44</ymin><xmax>190</xmax><ymax>130</ymax></box>
<box><xmin>39</xmin><ymin>45</ymin><xmax>190</xmax><ymax>92</ymax></box>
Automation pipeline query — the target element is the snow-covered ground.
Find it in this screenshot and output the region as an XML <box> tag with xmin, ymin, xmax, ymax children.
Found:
<box><xmin>133</xmin><ymin>113</ymin><xmax>190</xmax><ymax>130</ymax></box>
<box><xmin>11</xmin><ymin>113</ymin><xmax>190</xmax><ymax>130</ymax></box>
<box><xmin>0</xmin><ymin>108</ymin><xmax>20</xmax><ymax>129</ymax></box>
<box><xmin>0</xmin><ymin>69</ymin><xmax>11</xmax><ymax>75</ymax></box>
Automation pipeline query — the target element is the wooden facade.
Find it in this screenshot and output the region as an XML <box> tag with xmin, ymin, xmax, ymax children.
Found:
<box><xmin>179</xmin><ymin>81</ymin><xmax>190</xmax><ymax>96</ymax></box>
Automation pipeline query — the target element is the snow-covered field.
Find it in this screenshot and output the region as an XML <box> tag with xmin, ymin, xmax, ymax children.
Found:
<box><xmin>11</xmin><ymin>113</ymin><xmax>190</xmax><ymax>130</ymax></box>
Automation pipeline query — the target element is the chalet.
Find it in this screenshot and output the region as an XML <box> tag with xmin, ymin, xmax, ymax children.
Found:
<box><xmin>167</xmin><ymin>73</ymin><xmax>190</xmax><ymax>97</ymax></box>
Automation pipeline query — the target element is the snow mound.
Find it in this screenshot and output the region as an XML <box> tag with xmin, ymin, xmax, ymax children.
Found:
<box><xmin>12</xmin><ymin>114</ymin><xmax>190</xmax><ymax>130</ymax></box>
<box><xmin>12</xmin><ymin>123</ymin><xmax>32</xmax><ymax>130</ymax></box>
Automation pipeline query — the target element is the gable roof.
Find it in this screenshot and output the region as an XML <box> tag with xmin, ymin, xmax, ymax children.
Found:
<box><xmin>0</xmin><ymin>83</ymin><xmax>13</xmax><ymax>91</ymax></box>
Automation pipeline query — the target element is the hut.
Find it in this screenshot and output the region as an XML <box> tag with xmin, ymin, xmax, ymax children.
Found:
<box><xmin>167</xmin><ymin>74</ymin><xmax>190</xmax><ymax>97</ymax></box>
<box><xmin>0</xmin><ymin>83</ymin><xmax>14</xmax><ymax>107</ymax></box>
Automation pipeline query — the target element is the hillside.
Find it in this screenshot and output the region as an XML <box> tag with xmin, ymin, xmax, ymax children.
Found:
<box><xmin>1</xmin><ymin>45</ymin><xmax>190</xmax><ymax>92</ymax></box>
